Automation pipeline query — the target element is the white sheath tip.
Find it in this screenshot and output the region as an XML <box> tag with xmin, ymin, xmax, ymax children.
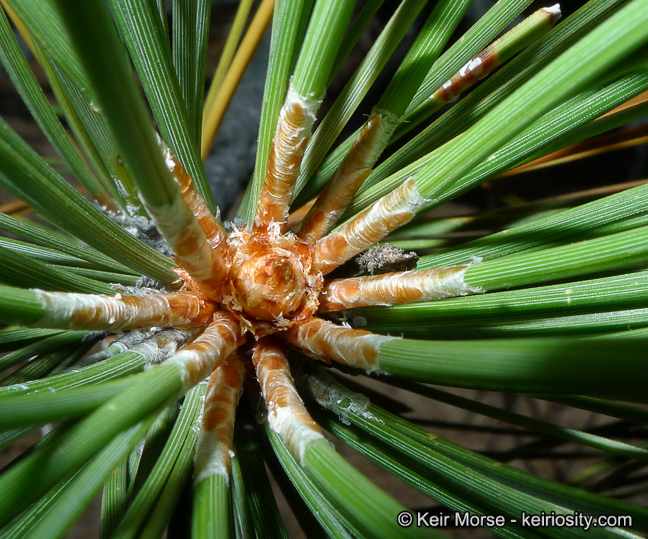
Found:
<box><xmin>268</xmin><ymin>406</ymin><xmax>324</xmax><ymax>461</ymax></box>
<box><xmin>194</xmin><ymin>430</ymin><xmax>230</xmax><ymax>484</ymax></box>
<box><xmin>543</xmin><ymin>4</ymin><xmax>561</xmax><ymax>17</ymax></box>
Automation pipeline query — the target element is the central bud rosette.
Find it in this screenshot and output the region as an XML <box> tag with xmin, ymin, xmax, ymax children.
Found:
<box><xmin>222</xmin><ymin>227</ymin><xmax>322</xmax><ymax>336</ymax></box>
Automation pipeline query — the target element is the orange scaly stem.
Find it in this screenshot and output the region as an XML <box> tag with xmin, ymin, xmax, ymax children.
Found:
<box><xmin>194</xmin><ymin>352</ymin><xmax>246</xmax><ymax>483</ymax></box>
<box><xmin>319</xmin><ymin>265</ymin><xmax>481</xmax><ymax>312</ymax></box>
<box><xmin>297</xmin><ymin>111</ymin><xmax>396</xmax><ymax>242</ymax></box>
<box><xmin>282</xmin><ymin>317</ymin><xmax>394</xmax><ymax>372</ymax></box>
<box><xmin>253</xmin><ymin>337</ymin><xmax>324</xmax><ymax>460</ymax></box>
<box><xmin>164</xmin><ymin>311</ymin><xmax>244</xmax><ymax>389</ymax></box>
<box><xmin>313</xmin><ymin>178</ymin><xmax>427</xmax><ymax>274</ymax></box>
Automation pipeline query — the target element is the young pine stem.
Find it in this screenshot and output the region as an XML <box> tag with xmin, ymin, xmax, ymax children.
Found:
<box><xmin>194</xmin><ymin>352</ymin><xmax>246</xmax><ymax>486</ymax></box>
<box><xmin>28</xmin><ymin>290</ymin><xmax>215</xmax><ymax>331</ymax></box>
<box><xmin>313</xmin><ymin>178</ymin><xmax>427</xmax><ymax>274</ymax></box>
<box><xmin>253</xmin><ymin>338</ymin><xmax>324</xmax><ymax>461</ymax></box>
<box><xmin>319</xmin><ymin>265</ymin><xmax>481</xmax><ymax>312</ymax></box>
<box><xmin>283</xmin><ymin>318</ymin><xmax>394</xmax><ymax>373</ymax></box>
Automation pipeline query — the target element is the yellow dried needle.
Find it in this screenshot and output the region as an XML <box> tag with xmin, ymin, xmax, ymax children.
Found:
<box><xmin>203</xmin><ymin>0</ymin><xmax>255</xmax><ymax>117</ymax></box>
<box><xmin>201</xmin><ymin>0</ymin><xmax>274</xmax><ymax>160</ymax></box>
<box><xmin>0</xmin><ymin>0</ymin><xmax>36</xmax><ymax>57</ymax></box>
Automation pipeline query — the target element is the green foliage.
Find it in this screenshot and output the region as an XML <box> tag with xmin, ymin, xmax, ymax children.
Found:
<box><xmin>0</xmin><ymin>0</ymin><xmax>647</xmax><ymax>536</ymax></box>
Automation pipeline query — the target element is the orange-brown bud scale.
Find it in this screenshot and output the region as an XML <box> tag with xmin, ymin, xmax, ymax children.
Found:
<box><xmin>255</xmin><ymin>88</ymin><xmax>320</xmax><ymax>231</ymax></box>
<box><xmin>194</xmin><ymin>353</ymin><xmax>245</xmax><ymax>483</ymax></box>
<box><xmin>319</xmin><ymin>265</ymin><xmax>480</xmax><ymax>311</ymax></box>
<box><xmin>282</xmin><ymin>317</ymin><xmax>393</xmax><ymax>372</ymax></box>
<box><xmin>201</xmin><ymin>356</ymin><xmax>245</xmax><ymax>431</ymax></box>
<box><xmin>253</xmin><ymin>338</ymin><xmax>323</xmax><ymax>460</ymax></box>
<box><xmin>34</xmin><ymin>290</ymin><xmax>216</xmax><ymax>330</ymax></box>
<box><xmin>314</xmin><ymin>179</ymin><xmax>427</xmax><ymax>274</ymax></box>
<box><xmin>298</xmin><ymin>111</ymin><xmax>393</xmax><ymax>242</ymax></box>
<box><xmin>146</xmin><ymin>195</ymin><xmax>224</xmax><ymax>300</ymax></box>
<box><xmin>157</xmin><ymin>138</ymin><xmax>229</xmax><ymax>300</ymax></box>
<box><xmin>432</xmin><ymin>49</ymin><xmax>499</xmax><ymax>106</ymax></box>
<box><xmin>223</xmin><ymin>227</ymin><xmax>322</xmax><ymax>336</ymax></box>
<box><xmin>163</xmin><ymin>147</ymin><xmax>228</xmax><ymax>256</ymax></box>
<box><xmin>164</xmin><ymin>311</ymin><xmax>244</xmax><ymax>388</ymax></box>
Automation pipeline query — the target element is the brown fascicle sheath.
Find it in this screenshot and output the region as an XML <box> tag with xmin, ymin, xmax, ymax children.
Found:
<box><xmin>319</xmin><ymin>265</ymin><xmax>480</xmax><ymax>311</ymax></box>
<box><xmin>282</xmin><ymin>317</ymin><xmax>394</xmax><ymax>372</ymax></box>
<box><xmin>313</xmin><ymin>178</ymin><xmax>427</xmax><ymax>274</ymax></box>
<box><xmin>253</xmin><ymin>337</ymin><xmax>324</xmax><ymax>460</ymax></box>
<box><xmin>164</xmin><ymin>311</ymin><xmax>244</xmax><ymax>388</ymax></box>
<box><xmin>194</xmin><ymin>352</ymin><xmax>246</xmax><ymax>483</ymax></box>
<box><xmin>297</xmin><ymin>111</ymin><xmax>394</xmax><ymax>242</ymax></box>
<box><xmin>255</xmin><ymin>87</ymin><xmax>319</xmax><ymax>232</ymax></box>
<box><xmin>34</xmin><ymin>290</ymin><xmax>216</xmax><ymax>330</ymax></box>
<box><xmin>159</xmin><ymin>139</ymin><xmax>229</xmax><ymax>258</ymax></box>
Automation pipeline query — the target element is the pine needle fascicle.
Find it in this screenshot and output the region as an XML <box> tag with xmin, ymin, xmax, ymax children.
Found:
<box><xmin>297</xmin><ymin>2</ymin><xmax>557</xmax><ymax>240</ymax></box>
<box><xmin>254</xmin><ymin>340</ymin><xmax>423</xmax><ymax>537</ymax></box>
<box><xmin>172</xmin><ymin>0</ymin><xmax>212</xmax><ymax>146</ymax></box>
<box><xmin>53</xmin><ymin>0</ymin><xmax>232</xmax><ymax>298</ymax></box>
<box><xmin>295</xmin><ymin>0</ymin><xmax>471</xmax><ymax>240</ymax></box>
<box><xmin>293</xmin><ymin>0</ymin><xmax>536</xmax><ymax>206</ymax></box>
<box><xmin>192</xmin><ymin>354</ymin><xmax>245</xmax><ymax>539</ymax></box>
<box><xmin>0</xmin><ymin>0</ymin><xmax>648</xmax><ymax>536</ymax></box>
<box><xmin>0</xmin><ymin>112</ymin><xmax>177</xmax><ymax>283</ymax></box>
<box><xmin>26</xmin><ymin>420</ymin><xmax>153</xmax><ymax>539</ymax></box>
<box><xmin>108</xmin><ymin>0</ymin><xmax>214</xmax><ymax>212</ymax></box>
<box><xmin>253</xmin><ymin>0</ymin><xmax>356</xmax><ymax>231</ymax></box>
<box><xmin>0</xmin><ymin>7</ymin><xmax>111</xmax><ymax>207</ymax></box>
<box><xmin>394</xmin><ymin>381</ymin><xmax>648</xmax><ymax>463</ymax></box>
<box><xmin>299</xmin><ymin>366</ymin><xmax>648</xmax><ymax>531</ymax></box>
<box><xmin>238</xmin><ymin>0</ymin><xmax>314</xmax><ymax>225</ymax></box>
<box><xmin>265</xmin><ymin>427</ymin><xmax>354</xmax><ymax>538</ymax></box>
